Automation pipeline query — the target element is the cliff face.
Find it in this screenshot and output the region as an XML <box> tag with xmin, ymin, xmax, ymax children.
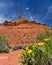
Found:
<box><xmin>0</xmin><ymin>12</ymin><xmax>51</xmax><ymax>44</ymax></box>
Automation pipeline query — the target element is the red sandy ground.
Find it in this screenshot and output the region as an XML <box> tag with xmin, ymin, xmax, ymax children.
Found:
<box><xmin>0</xmin><ymin>50</ymin><xmax>22</xmax><ymax>65</ymax></box>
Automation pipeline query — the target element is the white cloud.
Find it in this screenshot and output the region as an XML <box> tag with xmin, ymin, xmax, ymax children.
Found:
<box><xmin>46</xmin><ymin>4</ymin><xmax>52</xmax><ymax>15</ymax></box>
<box><xmin>0</xmin><ymin>15</ymin><xmax>9</xmax><ymax>23</ymax></box>
<box><xmin>12</xmin><ymin>14</ymin><xmax>16</xmax><ymax>18</ymax></box>
<box><xmin>0</xmin><ymin>2</ymin><xmax>6</xmax><ymax>8</ymax></box>
<box><xmin>0</xmin><ymin>2</ymin><xmax>14</xmax><ymax>23</ymax></box>
<box><xmin>29</xmin><ymin>15</ymin><xmax>33</xmax><ymax>21</ymax></box>
<box><xmin>26</xmin><ymin>7</ymin><xmax>29</xmax><ymax>10</ymax></box>
<box><xmin>41</xmin><ymin>4</ymin><xmax>52</xmax><ymax>21</ymax></box>
<box><xmin>0</xmin><ymin>2</ymin><xmax>7</xmax><ymax>11</ymax></box>
<box><xmin>0</xmin><ymin>2</ymin><xmax>14</xmax><ymax>11</ymax></box>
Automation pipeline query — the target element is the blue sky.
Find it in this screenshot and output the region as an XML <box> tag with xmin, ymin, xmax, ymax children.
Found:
<box><xmin>0</xmin><ymin>0</ymin><xmax>52</xmax><ymax>26</ymax></box>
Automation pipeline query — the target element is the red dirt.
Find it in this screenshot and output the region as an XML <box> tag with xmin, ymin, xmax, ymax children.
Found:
<box><xmin>0</xmin><ymin>50</ymin><xmax>22</xmax><ymax>65</ymax></box>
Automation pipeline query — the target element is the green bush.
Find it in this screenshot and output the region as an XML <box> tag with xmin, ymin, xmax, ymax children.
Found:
<box><xmin>12</xmin><ymin>44</ymin><xmax>26</xmax><ymax>51</ymax></box>
<box><xmin>21</xmin><ymin>29</ymin><xmax>52</xmax><ymax>65</ymax></box>
<box><xmin>36</xmin><ymin>29</ymin><xmax>52</xmax><ymax>42</ymax></box>
<box><xmin>7</xmin><ymin>44</ymin><xmax>14</xmax><ymax>49</ymax></box>
<box><xmin>0</xmin><ymin>36</ymin><xmax>8</xmax><ymax>47</ymax></box>
<box><xmin>19</xmin><ymin>44</ymin><xmax>26</xmax><ymax>49</ymax></box>
<box><xmin>12</xmin><ymin>46</ymin><xmax>20</xmax><ymax>51</ymax></box>
<box><xmin>0</xmin><ymin>36</ymin><xmax>10</xmax><ymax>53</ymax></box>
<box><xmin>3</xmin><ymin>46</ymin><xmax>9</xmax><ymax>53</ymax></box>
<box><xmin>0</xmin><ymin>46</ymin><xmax>3</xmax><ymax>53</ymax></box>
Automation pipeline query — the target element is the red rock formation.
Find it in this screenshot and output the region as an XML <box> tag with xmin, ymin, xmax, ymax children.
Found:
<box><xmin>0</xmin><ymin>12</ymin><xmax>51</xmax><ymax>44</ymax></box>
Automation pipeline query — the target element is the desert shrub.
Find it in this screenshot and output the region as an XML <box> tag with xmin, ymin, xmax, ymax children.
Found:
<box><xmin>0</xmin><ymin>36</ymin><xmax>8</xmax><ymax>47</ymax></box>
<box><xmin>19</xmin><ymin>44</ymin><xmax>26</xmax><ymax>49</ymax></box>
<box><xmin>7</xmin><ymin>44</ymin><xmax>14</xmax><ymax>49</ymax></box>
<box><xmin>3</xmin><ymin>46</ymin><xmax>9</xmax><ymax>53</ymax></box>
<box><xmin>12</xmin><ymin>46</ymin><xmax>20</xmax><ymax>51</ymax></box>
<box><xmin>0</xmin><ymin>36</ymin><xmax>10</xmax><ymax>53</ymax></box>
<box><xmin>20</xmin><ymin>29</ymin><xmax>52</xmax><ymax>65</ymax></box>
<box><xmin>0</xmin><ymin>46</ymin><xmax>3</xmax><ymax>53</ymax></box>
<box><xmin>12</xmin><ymin>44</ymin><xmax>26</xmax><ymax>51</ymax></box>
<box><xmin>36</xmin><ymin>29</ymin><xmax>52</xmax><ymax>42</ymax></box>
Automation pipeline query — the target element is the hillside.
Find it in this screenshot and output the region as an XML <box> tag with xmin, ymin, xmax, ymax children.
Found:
<box><xmin>0</xmin><ymin>12</ymin><xmax>51</xmax><ymax>44</ymax></box>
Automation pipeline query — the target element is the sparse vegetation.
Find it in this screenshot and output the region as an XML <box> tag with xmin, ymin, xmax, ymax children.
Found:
<box><xmin>12</xmin><ymin>44</ymin><xmax>26</xmax><ymax>51</ymax></box>
<box><xmin>0</xmin><ymin>36</ymin><xmax>8</xmax><ymax>47</ymax></box>
<box><xmin>0</xmin><ymin>46</ymin><xmax>3</xmax><ymax>53</ymax></box>
<box><xmin>20</xmin><ymin>29</ymin><xmax>52</xmax><ymax>65</ymax></box>
<box><xmin>3</xmin><ymin>46</ymin><xmax>9</xmax><ymax>53</ymax></box>
<box><xmin>0</xmin><ymin>36</ymin><xmax>27</xmax><ymax>53</ymax></box>
<box><xmin>7</xmin><ymin>44</ymin><xmax>14</xmax><ymax>49</ymax></box>
<box><xmin>0</xmin><ymin>36</ymin><xmax>10</xmax><ymax>53</ymax></box>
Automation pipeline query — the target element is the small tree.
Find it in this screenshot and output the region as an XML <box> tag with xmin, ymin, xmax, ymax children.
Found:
<box><xmin>0</xmin><ymin>36</ymin><xmax>8</xmax><ymax>47</ymax></box>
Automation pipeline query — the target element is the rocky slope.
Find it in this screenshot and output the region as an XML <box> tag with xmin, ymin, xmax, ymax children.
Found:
<box><xmin>0</xmin><ymin>12</ymin><xmax>51</xmax><ymax>44</ymax></box>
